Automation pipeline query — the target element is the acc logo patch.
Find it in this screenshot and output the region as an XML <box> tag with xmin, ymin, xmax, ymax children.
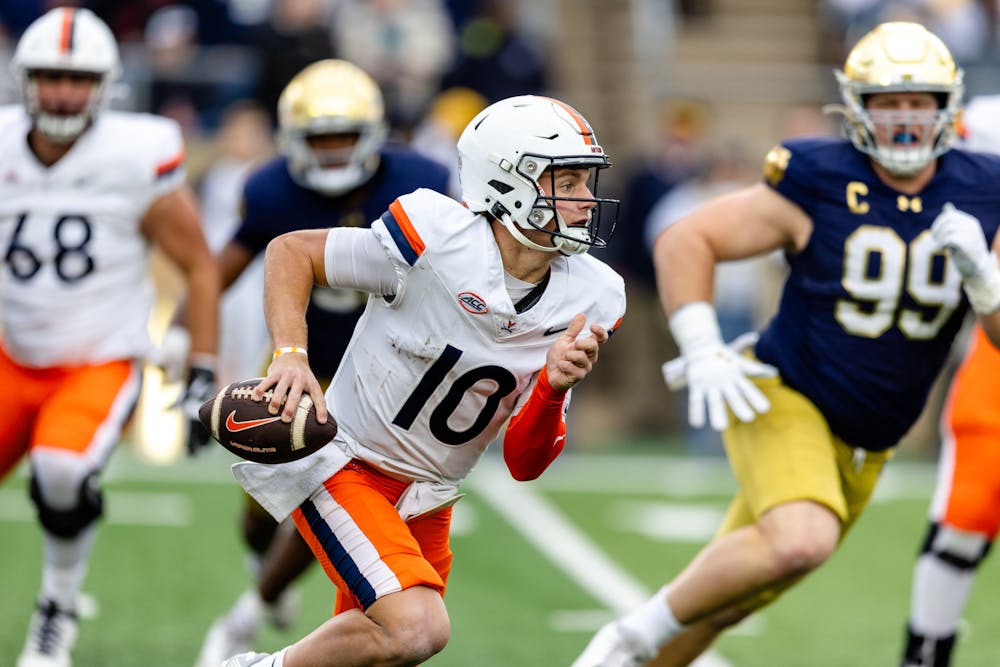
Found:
<box><xmin>763</xmin><ymin>145</ymin><xmax>792</xmax><ymax>186</ymax></box>
<box><xmin>458</xmin><ymin>291</ymin><xmax>489</xmax><ymax>314</ymax></box>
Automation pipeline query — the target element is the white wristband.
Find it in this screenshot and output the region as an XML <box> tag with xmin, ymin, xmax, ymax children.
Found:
<box><xmin>964</xmin><ymin>253</ymin><xmax>1000</xmax><ymax>315</ymax></box>
<box><xmin>668</xmin><ymin>302</ymin><xmax>723</xmax><ymax>354</ymax></box>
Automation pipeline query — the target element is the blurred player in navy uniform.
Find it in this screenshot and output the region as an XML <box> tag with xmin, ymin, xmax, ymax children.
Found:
<box><xmin>194</xmin><ymin>59</ymin><xmax>450</xmax><ymax>667</ymax></box>
<box><xmin>574</xmin><ymin>21</ymin><xmax>1000</xmax><ymax>667</ymax></box>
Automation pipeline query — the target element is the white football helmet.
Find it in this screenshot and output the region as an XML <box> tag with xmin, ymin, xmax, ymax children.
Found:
<box><xmin>10</xmin><ymin>7</ymin><xmax>121</xmax><ymax>143</ymax></box>
<box><xmin>832</xmin><ymin>21</ymin><xmax>963</xmax><ymax>176</ymax></box>
<box><xmin>457</xmin><ymin>95</ymin><xmax>618</xmax><ymax>255</ymax></box>
<box><xmin>278</xmin><ymin>59</ymin><xmax>388</xmax><ymax>196</ymax></box>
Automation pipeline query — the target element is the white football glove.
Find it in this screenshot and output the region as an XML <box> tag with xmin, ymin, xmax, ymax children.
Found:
<box><xmin>667</xmin><ymin>303</ymin><xmax>777</xmax><ymax>431</ymax></box>
<box><xmin>151</xmin><ymin>324</ymin><xmax>191</xmax><ymax>383</ymax></box>
<box><xmin>931</xmin><ymin>202</ymin><xmax>1000</xmax><ymax>314</ymax></box>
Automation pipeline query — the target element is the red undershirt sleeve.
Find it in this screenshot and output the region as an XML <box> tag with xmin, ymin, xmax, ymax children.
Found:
<box><xmin>503</xmin><ymin>366</ymin><xmax>568</xmax><ymax>481</ymax></box>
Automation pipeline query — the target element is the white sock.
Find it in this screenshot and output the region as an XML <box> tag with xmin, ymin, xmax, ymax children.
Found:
<box><xmin>226</xmin><ymin>589</ymin><xmax>265</xmax><ymax>636</ymax></box>
<box><xmin>910</xmin><ymin>554</ymin><xmax>976</xmax><ymax>636</ymax></box>
<box><xmin>618</xmin><ymin>585</ymin><xmax>685</xmax><ymax>650</ymax></box>
<box><xmin>40</xmin><ymin>525</ymin><xmax>98</xmax><ymax>611</ymax></box>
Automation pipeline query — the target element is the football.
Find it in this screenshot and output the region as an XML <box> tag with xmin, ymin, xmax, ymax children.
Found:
<box><xmin>198</xmin><ymin>378</ymin><xmax>337</xmax><ymax>464</ymax></box>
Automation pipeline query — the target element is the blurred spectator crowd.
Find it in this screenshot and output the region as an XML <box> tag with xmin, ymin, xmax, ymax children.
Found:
<box><xmin>0</xmin><ymin>0</ymin><xmax>550</xmax><ymax>139</ymax></box>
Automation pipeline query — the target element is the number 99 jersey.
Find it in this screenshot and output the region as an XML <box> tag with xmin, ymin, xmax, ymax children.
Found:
<box><xmin>0</xmin><ymin>106</ymin><xmax>186</xmax><ymax>367</ymax></box>
<box><xmin>754</xmin><ymin>136</ymin><xmax>1000</xmax><ymax>451</ymax></box>
<box><xmin>326</xmin><ymin>189</ymin><xmax>626</xmax><ymax>484</ymax></box>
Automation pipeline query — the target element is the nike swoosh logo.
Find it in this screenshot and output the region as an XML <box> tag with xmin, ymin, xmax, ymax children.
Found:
<box><xmin>543</xmin><ymin>325</ymin><xmax>568</xmax><ymax>336</ymax></box>
<box><xmin>225</xmin><ymin>411</ymin><xmax>283</xmax><ymax>433</ymax></box>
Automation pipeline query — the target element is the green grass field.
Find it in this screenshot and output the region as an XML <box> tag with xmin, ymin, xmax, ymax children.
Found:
<box><xmin>3</xmin><ymin>445</ymin><xmax>1000</xmax><ymax>667</ymax></box>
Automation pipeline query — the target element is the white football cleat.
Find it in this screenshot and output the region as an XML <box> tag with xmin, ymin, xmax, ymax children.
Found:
<box><xmin>223</xmin><ymin>652</ymin><xmax>274</xmax><ymax>667</ymax></box>
<box><xmin>571</xmin><ymin>620</ymin><xmax>656</xmax><ymax>667</ymax></box>
<box><xmin>193</xmin><ymin>615</ymin><xmax>256</xmax><ymax>667</ymax></box>
<box><xmin>17</xmin><ymin>600</ymin><xmax>78</xmax><ymax>667</ymax></box>
<box><xmin>264</xmin><ymin>586</ymin><xmax>301</xmax><ymax>631</ymax></box>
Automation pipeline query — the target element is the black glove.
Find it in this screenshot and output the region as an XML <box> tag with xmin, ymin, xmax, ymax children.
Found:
<box><xmin>180</xmin><ymin>365</ymin><xmax>216</xmax><ymax>455</ymax></box>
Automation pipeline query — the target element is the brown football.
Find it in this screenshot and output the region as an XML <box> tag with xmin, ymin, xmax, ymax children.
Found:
<box><xmin>198</xmin><ymin>378</ymin><xmax>337</xmax><ymax>464</ymax></box>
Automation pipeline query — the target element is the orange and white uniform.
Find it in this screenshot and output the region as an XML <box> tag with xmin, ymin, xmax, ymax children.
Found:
<box><xmin>0</xmin><ymin>106</ymin><xmax>186</xmax><ymax>477</ymax></box>
<box><xmin>236</xmin><ymin>188</ymin><xmax>626</xmax><ymax>610</ymax></box>
<box><xmin>925</xmin><ymin>95</ymin><xmax>1000</xmax><ymax>537</ymax></box>
<box><xmin>929</xmin><ymin>325</ymin><xmax>1000</xmax><ymax>536</ymax></box>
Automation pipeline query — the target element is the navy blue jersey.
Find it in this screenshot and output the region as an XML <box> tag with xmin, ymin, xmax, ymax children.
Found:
<box><xmin>754</xmin><ymin>137</ymin><xmax>1000</xmax><ymax>451</ymax></box>
<box><xmin>233</xmin><ymin>145</ymin><xmax>450</xmax><ymax>378</ymax></box>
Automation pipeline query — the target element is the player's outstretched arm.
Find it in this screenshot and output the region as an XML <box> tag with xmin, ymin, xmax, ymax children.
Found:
<box><xmin>256</xmin><ymin>229</ymin><xmax>330</xmax><ymax>423</ymax></box>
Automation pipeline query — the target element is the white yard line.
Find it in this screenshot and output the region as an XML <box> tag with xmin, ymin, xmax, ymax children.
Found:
<box><xmin>467</xmin><ymin>459</ymin><xmax>735</xmax><ymax>667</ymax></box>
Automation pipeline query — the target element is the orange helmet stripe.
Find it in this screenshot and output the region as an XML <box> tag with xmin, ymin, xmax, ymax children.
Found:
<box><xmin>541</xmin><ymin>96</ymin><xmax>595</xmax><ymax>146</ymax></box>
<box><xmin>59</xmin><ymin>8</ymin><xmax>75</xmax><ymax>53</ymax></box>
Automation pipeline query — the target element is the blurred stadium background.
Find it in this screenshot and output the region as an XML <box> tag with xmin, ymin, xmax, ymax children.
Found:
<box><xmin>3</xmin><ymin>0</ymin><xmax>1000</xmax><ymax>665</ymax></box>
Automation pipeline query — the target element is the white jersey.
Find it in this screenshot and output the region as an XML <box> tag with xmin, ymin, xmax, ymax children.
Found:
<box><xmin>0</xmin><ymin>107</ymin><xmax>186</xmax><ymax>367</ymax></box>
<box><xmin>961</xmin><ymin>95</ymin><xmax>1000</xmax><ymax>154</ymax></box>
<box><xmin>327</xmin><ymin>188</ymin><xmax>626</xmax><ymax>485</ymax></box>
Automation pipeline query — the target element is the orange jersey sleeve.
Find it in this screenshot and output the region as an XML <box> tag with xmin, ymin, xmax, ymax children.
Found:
<box><xmin>502</xmin><ymin>366</ymin><xmax>567</xmax><ymax>481</ymax></box>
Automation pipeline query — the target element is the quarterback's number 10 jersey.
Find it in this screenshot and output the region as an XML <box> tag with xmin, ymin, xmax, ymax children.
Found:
<box><xmin>326</xmin><ymin>189</ymin><xmax>626</xmax><ymax>484</ymax></box>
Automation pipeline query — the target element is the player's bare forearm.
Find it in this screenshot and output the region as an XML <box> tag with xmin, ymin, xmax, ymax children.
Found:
<box><xmin>185</xmin><ymin>253</ymin><xmax>220</xmax><ymax>357</ymax></box>
<box><xmin>262</xmin><ymin>230</ymin><xmax>328</xmax><ymax>349</ymax></box>
<box><xmin>654</xmin><ymin>222</ymin><xmax>716</xmax><ymax>317</ymax></box>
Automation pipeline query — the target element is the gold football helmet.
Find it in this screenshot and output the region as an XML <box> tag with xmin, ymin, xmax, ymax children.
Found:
<box><xmin>277</xmin><ymin>59</ymin><xmax>387</xmax><ymax>195</ymax></box>
<box><xmin>833</xmin><ymin>21</ymin><xmax>963</xmax><ymax>176</ymax></box>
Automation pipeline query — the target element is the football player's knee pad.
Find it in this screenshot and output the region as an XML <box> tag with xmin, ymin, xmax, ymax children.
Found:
<box><xmin>29</xmin><ymin>466</ymin><xmax>103</xmax><ymax>538</ymax></box>
<box><xmin>921</xmin><ymin>522</ymin><xmax>992</xmax><ymax>570</ymax></box>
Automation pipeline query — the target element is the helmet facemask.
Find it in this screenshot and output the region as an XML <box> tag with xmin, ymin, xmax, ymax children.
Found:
<box><xmin>23</xmin><ymin>69</ymin><xmax>107</xmax><ymax>144</ymax></box>
<box><xmin>512</xmin><ymin>156</ymin><xmax>618</xmax><ymax>255</ymax></box>
<box><xmin>281</xmin><ymin>122</ymin><xmax>386</xmax><ymax>196</ymax></box>
<box><xmin>834</xmin><ymin>70</ymin><xmax>962</xmax><ymax>176</ymax></box>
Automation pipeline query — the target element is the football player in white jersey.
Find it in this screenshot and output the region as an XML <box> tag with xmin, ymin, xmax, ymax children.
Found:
<box><xmin>220</xmin><ymin>95</ymin><xmax>626</xmax><ymax>667</ymax></box>
<box><xmin>0</xmin><ymin>8</ymin><xmax>219</xmax><ymax>667</ymax></box>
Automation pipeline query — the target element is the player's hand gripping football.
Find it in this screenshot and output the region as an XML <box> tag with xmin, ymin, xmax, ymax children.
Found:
<box><xmin>254</xmin><ymin>349</ymin><xmax>328</xmax><ymax>425</ymax></box>
<box><xmin>667</xmin><ymin>303</ymin><xmax>777</xmax><ymax>431</ymax></box>
<box><xmin>179</xmin><ymin>364</ymin><xmax>216</xmax><ymax>455</ymax></box>
<box><xmin>545</xmin><ymin>313</ymin><xmax>608</xmax><ymax>391</ymax></box>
